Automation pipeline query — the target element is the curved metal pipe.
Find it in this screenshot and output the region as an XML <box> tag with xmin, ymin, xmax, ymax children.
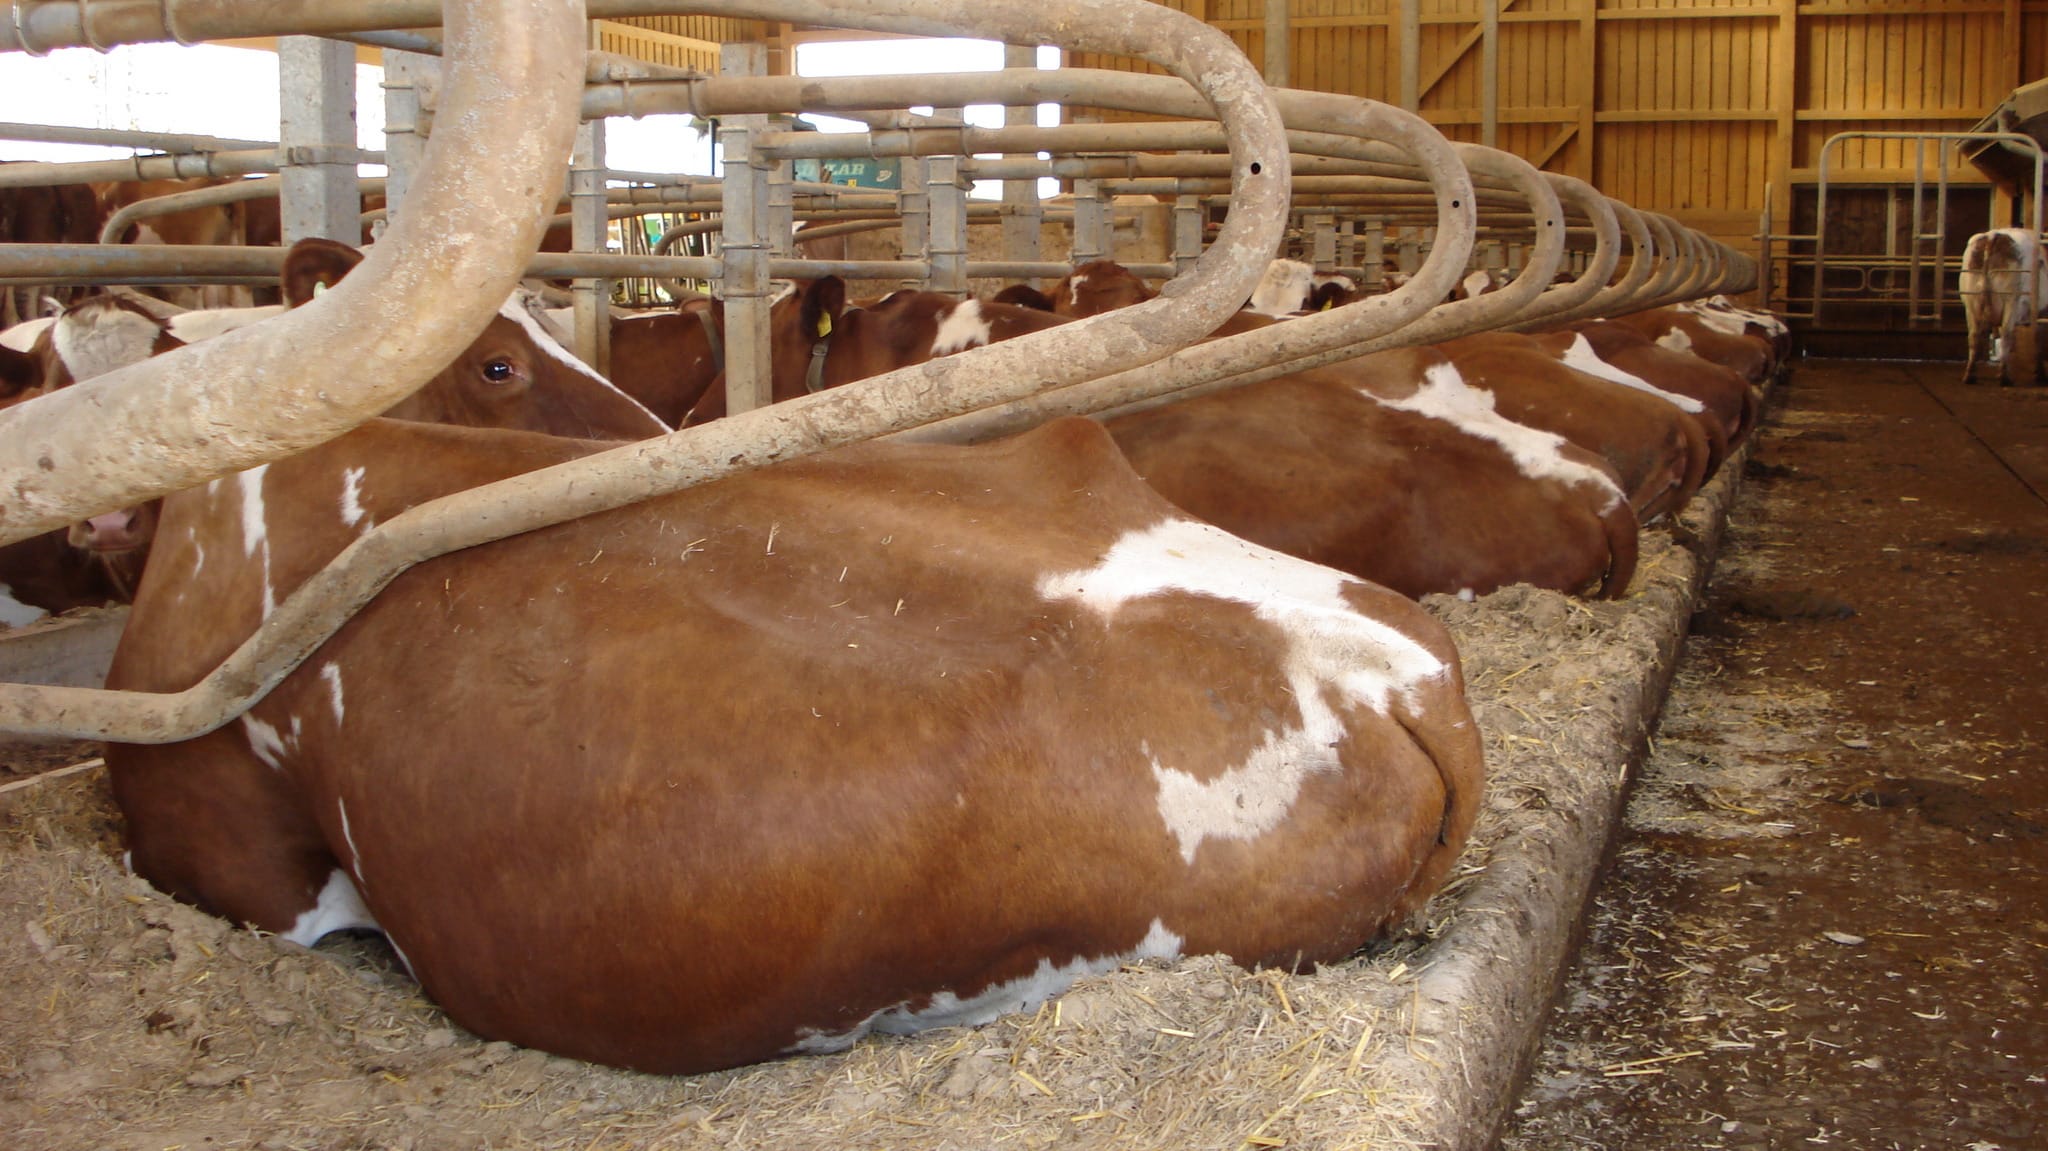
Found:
<box><xmin>893</xmin><ymin>137</ymin><xmax>1557</xmax><ymax>445</ymax></box>
<box><xmin>0</xmin><ymin>0</ymin><xmax>588</xmax><ymax>547</ymax></box>
<box><xmin>0</xmin><ymin>0</ymin><xmax>1291</xmax><ymax>742</ymax></box>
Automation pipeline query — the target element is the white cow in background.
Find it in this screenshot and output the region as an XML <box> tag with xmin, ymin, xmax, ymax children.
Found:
<box><xmin>1959</xmin><ymin>228</ymin><xmax>2048</xmax><ymax>386</ymax></box>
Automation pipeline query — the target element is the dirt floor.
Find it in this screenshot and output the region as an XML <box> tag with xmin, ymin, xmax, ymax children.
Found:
<box><xmin>1504</xmin><ymin>359</ymin><xmax>2048</xmax><ymax>1150</ymax></box>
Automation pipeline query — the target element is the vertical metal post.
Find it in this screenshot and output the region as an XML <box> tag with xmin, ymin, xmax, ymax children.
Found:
<box><xmin>1073</xmin><ymin>177</ymin><xmax>1110</xmax><ymax>264</ymax></box>
<box><xmin>1264</xmin><ymin>0</ymin><xmax>1290</xmax><ymax>88</ymax></box>
<box><xmin>570</xmin><ymin>119</ymin><xmax>611</xmax><ymax>375</ymax></box>
<box><xmin>897</xmin><ymin>144</ymin><xmax>929</xmax><ymax>288</ymax></box>
<box><xmin>766</xmin><ymin>122</ymin><xmax>796</xmax><ymax>256</ymax></box>
<box><xmin>1364</xmin><ymin>219</ymin><xmax>1386</xmax><ymax>289</ymax></box>
<box><xmin>1309</xmin><ymin>213</ymin><xmax>1336</xmax><ymax>273</ymax></box>
<box><xmin>1001</xmin><ymin>44</ymin><xmax>1044</xmax><ymax>269</ymax></box>
<box><xmin>1397</xmin><ymin>227</ymin><xmax>1421</xmax><ymax>275</ymax></box>
<box><xmin>1908</xmin><ymin>137</ymin><xmax>1925</xmax><ymax>324</ymax></box>
<box><xmin>1173</xmin><ymin>188</ymin><xmax>1204</xmax><ymax>275</ymax></box>
<box><xmin>928</xmin><ymin>154</ymin><xmax>968</xmax><ymax>296</ymax></box>
<box><xmin>719</xmin><ymin>43</ymin><xmax>773</xmax><ymax>417</ymax></box>
<box><xmin>377</xmin><ymin>49</ymin><xmax>435</xmax><ymax>234</ymax></box>
<box><xmin>1337</xmin><ymin>217</ymin><xmax>1356</xmax><ymax>273</ymax></box>
<box><xmin>278</xmin><ymin>36</ymin><xmax>359</xmax><ymax>244</ymax></box>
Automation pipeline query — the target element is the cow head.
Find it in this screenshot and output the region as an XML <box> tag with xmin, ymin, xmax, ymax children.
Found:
<box><xmin>281</xmin><ymin>238</ymin><xmax>667</xmax><ymax>439</ymax></box>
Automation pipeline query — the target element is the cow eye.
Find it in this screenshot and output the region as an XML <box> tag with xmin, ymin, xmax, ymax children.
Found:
<box><xmin>482</xmin><ymin>359</ymin><xmax>517</xmax><ymax>383</ymax></box>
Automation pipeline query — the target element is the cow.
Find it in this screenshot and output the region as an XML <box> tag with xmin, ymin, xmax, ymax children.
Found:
<box><xmin>1958</xmin><ymin>228</ymin><xmax>2048</xmax><ymax>386</ymax></box>
<box><xmin>540</xmin><ymin>297</ymin><xmax>728</xmax><ymax>427</ymax></box>
<box><xmin>1605</xmin><ymin>305</ymin><xmax>1776</xmax><ymax>387</ymax></box>
<box><xmin>0</xmin><ymin>240</ymin><xmax>665</xmax><ymax>622</ymax></box>
<box><xmin>0</xmin><ymin>178</ymin><xmax>103</xmax><ymax>327</ymax></box>
<box><xmin>1432</xmin><ymin>331</ymin><xmax>1710</xmax><ymax>523</ymax></box>
<box><xmin>679</xmin><ymin>280</ymin><xmax>1054</xmax><ymax>426</ymax></box>
<box><xmin>715</xmin><ymin>276</ymin><xmax>1639</xmax><ymax>601</ymax></box>
<box><xmin>1565</xmin><ymin>320</ymin><xmax>1759</xmax><ymax>448</ymax></box>
<box><xmin>106</xmin><ymin>409</ymin><xmax>1485</xmax><ymax>1075</ymax></box>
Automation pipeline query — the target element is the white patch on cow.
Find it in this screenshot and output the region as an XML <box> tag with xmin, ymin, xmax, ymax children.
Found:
<box><xmin>1656</xmin><ymin>327</ymin><xmax>1695</xmax><ymax>356</ymax></box>
<box><xmin>1248</xmin><ymin>259</ymin><xmax>1315</xmax><ymax>316</ymax></box>
<box><xmin>1457</xmin><ymin>588</ymin><xmax>1476</xmax><ymax>602</ymax></box>
<box><xmin>121</xmin><ymin>850</ymin><xmax>133</xmax><ymax>875</ymax></box>
<box><xmin>787</xmin><ymin>919</ymin><xmax>1184</xmax><ymax>1054</ymax></box>
<box><xmin>388</xmin><ymin>937</ymin><xmax>418</xmax><ymax>980</ymax></box>
<box><xmin>1068</xmin><ymin>267</ymin><xmax>1093</xmax><ymax>308</ymax></box>
<box><xmin>282</xmin><ymin>869</ymin><xmax>380</xmax><ymax>947</ymax></box>
<box><xmin>241</xmin><ymin>713</ymin><xmax>287</xmax><ymax>770</ymax></box>
<box><xmin>1369</xmin><ymin>362</ymin><xmax>1624</xmax><ymax>506</ymax></box>
<box><xmin>931</xmin><ymin>298</ymin><xmax>994</xmax><ymax>355</ymax></box>
<box><xmin>238</xmin><ymin>465</ymin><xmax>269</xmax><ymax>557</ymax></box>
<box><xmin>165</xmin><ymin>304</ymin><xmax>283</xmax><ymax>344</ymax></box>
<box><xmin>0</xmin><ymin>315</ymin><xmax>53</xmax><ymax>353</ymax></box>
<box><xmin>320</xmin><ymin>662</ymin><xmax>346</xmax><ymax>726</ymax></box>
<box><xmin>1038</xmin><ymin>518</ymin><xmax>1446</xmax><ymax>863</ymax></box>
<box><xmin>51</xmin><ymin>301</ymin><xmax>161</xmax><ymax>381</ymax></box>
<box><xmin>1561</xmin><ymin>333</ymin><xmax>1704</xmax><ymax>413</ymax></box>
<box><xmin>1674</xmin><ymin>301</ymin><xmax>1750</xmax><ymax>338</ymax></box>
<box><xmin>499</xmin><ymin>296</ymin><xmax>665</xmax><ymax>427</ymax></box>
<box><xmin>0</xmin><ymin>585</ymin><xmax>48</xmax><ymax>628</ymax></box>
<box><xmin>1461</xmin><ymin>269</ymin><xmax>1493</xmax><ymax>299</ymax></box>
<box><xmin>190</xmin><ymin>538</ymin><xmax>205</xmax><ymax>578</ymax></box>
<box><xmin>338</xmin><ymin>796</ymin><xmax>364</xmax><ymax>882</ymax></box>
<box><xmin>339</xmin><ymin>466</ymin><xmax>370</xmax><ymax>529</ymax></box>
<box><xmin>1705</xmin><ymin>296</ymin><xmax>1788</xmax><ymax>337</ymax></box>
<box><xmin>237</xmin><ymin>465</ymin><xmax>277</xmax><ymax>620</ymax></box>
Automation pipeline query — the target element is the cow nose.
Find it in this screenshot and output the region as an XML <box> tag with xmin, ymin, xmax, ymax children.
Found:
<box><xmin>74</xmin><ymin>508</ymin><xmax>146</xmax><ymax>552</ymax></box>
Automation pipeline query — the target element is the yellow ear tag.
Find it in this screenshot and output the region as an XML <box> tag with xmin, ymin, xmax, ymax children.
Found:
<box><xmin>816</xmin><ymin>312</ymin><xmax>833</xmax><ymax>338</ymax></box>
<box><xmin>1320</xmin><ymin>297</ymin><xmax>1333</xmax><ymax>311</ymax></box>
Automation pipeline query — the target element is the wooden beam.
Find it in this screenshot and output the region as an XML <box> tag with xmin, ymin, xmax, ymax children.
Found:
<box><xmin>1532</xmin><ymin>122</ymin><xmax>1579</xmax><ymax>170</ymax></box>
<box><xmin>1417</xmin><ymin>0</ymin><xmax>1520</xmax><ymax>106</ymax></box>
<box><xmin>1601</xmin><ymin>108</ymin><xmax>1777</xmax><ymax>122</ymax></box>
<box><xmin>1599</xmin><ymin>4</ymin><xmax>1774</xmax><ymax>17</ymax></box>
<box><xmin>1265</xmin><ymin>0</ymin><xmax>1289</xmax><ymax>88</ymax></box>
<box><xmin>1793</xmin><ymin>108</ymin><xmax>1991</xmax><ymax>121</ymax></box>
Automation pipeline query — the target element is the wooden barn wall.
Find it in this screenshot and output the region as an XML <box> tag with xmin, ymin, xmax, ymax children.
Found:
<box><xmin>1060</xmin><ymin>0</ymin><xmax>2048</xmax><ymax>260</ymax></box>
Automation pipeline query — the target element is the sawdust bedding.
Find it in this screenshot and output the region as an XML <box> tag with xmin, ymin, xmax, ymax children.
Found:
<box><xmin>0</xmin><ymin>479</ymin><xmax>1735</xmax><ymax>1151</ymax></box>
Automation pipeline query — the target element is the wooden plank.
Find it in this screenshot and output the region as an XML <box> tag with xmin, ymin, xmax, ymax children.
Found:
<box><xmin>1598</xmin><ymin>4</ymin><xmax>1775</xmax><ymax>17</ymax></box>
<box><xmin>1417</xmin><ymin>0</ymin><xmax>1520</xmax><ymax>103</ymax></box>
<box><xmin>1579</xmin><ymin>0</ymin><xmax>1597</xmax><ymax>182</ymax></box>
<box><xmin>1792</xmin><ymin>108</ymin><xmax>1985</xmax><ymax>121</ymax></box>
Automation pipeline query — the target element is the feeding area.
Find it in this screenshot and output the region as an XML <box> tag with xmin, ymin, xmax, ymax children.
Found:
<box><xmin>0</xmin><ymin>0</ymin><xmax>1841</xmax><ymax>1147</ymax></box>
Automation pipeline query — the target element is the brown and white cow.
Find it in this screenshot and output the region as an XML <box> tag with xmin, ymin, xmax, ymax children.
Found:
<box><xmin>1564</xmin><ymin>320</ymin><xmax>1758</xmax><ymax>449</ymax></box>
<box><xmin>1432</xmin><ymin>331</ymin><xmax>1710</xmax><ymax>523</ymax></box>
<box><xmin>1958</xmin><ymin>228</ymin><xmax>2048</xmax><ymax>386</ymax></box>
<box><xmin>1606</xmin><ymin>305</ymin><xmax>1776</xmax><ymax>387</ymax></box>
<box><xmin>108</xmin><ymin>411</ymin><xmax>1484</xmax><ymax>1074</ymax></box>
<box><xmin>722</xmin><ymin>277</ymin><xmax>1639</xmax><ymax>600</ymax></box>
<box><xmin>0</xmin><ymin>241</ymin><xmax>665</xmax><ymax>622</ymax></box>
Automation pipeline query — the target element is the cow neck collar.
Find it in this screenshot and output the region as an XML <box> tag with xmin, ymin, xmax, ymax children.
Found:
<box><xmin>805</xmin><ymin>331</ymin><xmax>833</xmax><ymax>394</ymax></box>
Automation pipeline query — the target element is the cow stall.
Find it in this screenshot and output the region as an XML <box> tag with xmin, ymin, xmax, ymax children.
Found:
<box><xmin>2</xmin><ymin>1</ymin><xmax>1768</xmax><ymax>1146</ymax></box>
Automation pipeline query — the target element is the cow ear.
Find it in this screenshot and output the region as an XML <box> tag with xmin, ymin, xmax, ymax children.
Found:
<box><xmin>281</xmin><ymin>238</ymin><xmax>366</xmax><ymax>307</ymax></box>
<box><xmin>802</xmin><ymin>277</ymin><xmax>847</xmax><ymax>343</ymax></box>
<box><xmin>992</xmin><ymin>284</ymin><xmax>1055</xmax><ymax>312</ymax></box>
<box><xmin>0</xmin><ymin>344</ymin><xmax>36</xmax><ymax>402</ymax></box>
